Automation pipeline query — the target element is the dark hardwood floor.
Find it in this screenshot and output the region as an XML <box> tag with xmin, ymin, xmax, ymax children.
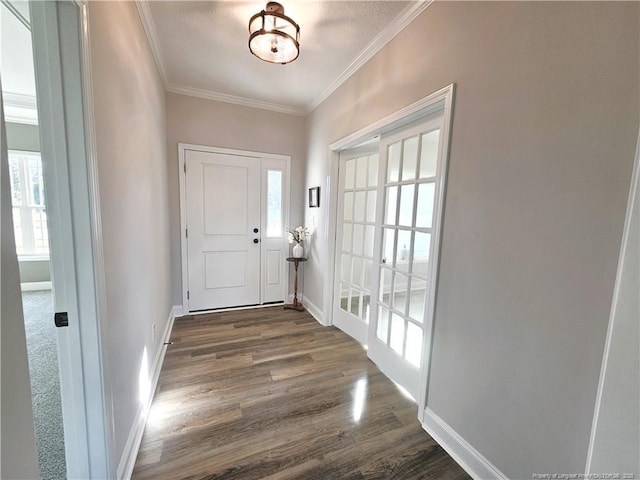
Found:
<box><xmin>132</xmin><ymin>307</ymin><xmax>470</xmax><ymax>480</ymax></box>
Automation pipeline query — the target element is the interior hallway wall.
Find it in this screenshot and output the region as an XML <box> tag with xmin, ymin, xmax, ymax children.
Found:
<box><xmin>303</xmin><ymin>2</ymin><xmax>639</xmax><ymax>477</ymax></box>
<box><xmin>165</xmin><ymin>92</ymin><xmax>307</xmax><ymax>305</ymax></box>
<box><xmin>88</xmin><ymin>1</ymin><xmax>172</xmax><ymax>468</ymax></box>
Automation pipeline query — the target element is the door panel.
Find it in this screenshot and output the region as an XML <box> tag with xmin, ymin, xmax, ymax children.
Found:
<box><xmin>333</xmin><ymin>145</ymin><xmax>379</xmax><ymax>344</ymax></box>
<box><xmin>368</xmin><ymin>116</ymin><xmax>444</xmax><ymax>400</ymax></box>
<box><xmin>186</xmin><ymin>150</ymin><xmax>261</xmax><ymax>310</ymax></box>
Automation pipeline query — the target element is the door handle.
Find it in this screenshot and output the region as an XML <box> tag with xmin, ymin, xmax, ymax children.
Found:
<box><xmin>253</xmin><ymin>238</ymin><xmax>260</xmax><ymax>244</ymax></box>
<box><xmin>253</xmin><ymin>228</ymin><xmax>259</xmax><ymax>233</ymax></box>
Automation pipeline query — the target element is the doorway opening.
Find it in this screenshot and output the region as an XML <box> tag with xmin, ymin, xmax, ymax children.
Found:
<box><xmin>179</xmin><ymin>144</ymin><xmax>291</xmax><ymax>313</ymax></box>
<box><xmin>327</xmin><ymin>85</ymin><xmax>455</xmax><ymax>416</ymax></box>
<box><xmin>1</xmin><ymin>3</ymin><xmax>66</xmax><ymax>478</ymax></box>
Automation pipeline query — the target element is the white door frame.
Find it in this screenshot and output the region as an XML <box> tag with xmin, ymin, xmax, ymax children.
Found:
<box><xmin>324</xmin><ymin>84</ymin><xmax>455</xmax><ymax>419</ymax></box>
<box><xmin>30</xmin><ymin>1</ymin><xmax>112</xmax><ymax>477</ymax></box>
<box><xmin>178</xmin><ymin>143</ymin><xmax>291</xmax><ymax>313</ymax></box>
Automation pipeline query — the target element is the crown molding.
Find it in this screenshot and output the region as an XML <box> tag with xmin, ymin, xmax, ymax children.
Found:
<box><xmin>306</xmin><ymin>0</ymin><xmax>433</xmax><ymax>114</ymax></box>
<box><xmin>134</xmin><ymin>0</ymin><xmax>169</xmax><ymax>88</ymax></box>
<box><xmin>166</xmin><ymin>84</ymin><xmax>307</xmax><ymax>116</ymax></box>
<box><xmin>2</xmin><ymin>91</ymin><xmax>38</xmax><ymax>124</ymax></box>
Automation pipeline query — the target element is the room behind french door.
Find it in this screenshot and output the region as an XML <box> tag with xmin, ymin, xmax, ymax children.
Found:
<box><xmin>180</xmin><ymin>145</ymin><xmax>290</xmax><ymax>312</ymax></box>
<box><xmin>333</xmin><ymin>111</ymin><xmax>447</xmax><ymax>400</ymax></box>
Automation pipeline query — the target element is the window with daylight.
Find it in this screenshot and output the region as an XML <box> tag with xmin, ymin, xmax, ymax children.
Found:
<box><xmin>8</xmin><ymin>151</ymin><xmax>49</xmax><ymax>256</ymax></box>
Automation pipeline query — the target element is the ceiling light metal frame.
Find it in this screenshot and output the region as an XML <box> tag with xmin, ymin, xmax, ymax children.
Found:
<box><xmin>248</xmin><ymin>2</ymin><xmax>300</xmax><ymax>65</ymax></box>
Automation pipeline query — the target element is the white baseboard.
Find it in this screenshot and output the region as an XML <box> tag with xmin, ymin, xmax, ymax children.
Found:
<box><xmin>422</xmin><ymin>407</ymin><xmax>507</xmax><ymax>480</ymax></box>
<box><xmin>172</xmin><ymin>305</ymin><xmax>184</xmax><ymax>318</ymax></box>
<box><xmin>302</xmin><ymin>295</ymin><xmax>324</xmax><ymax>325</ymax></box>
<box><xmin>20</xmin><ymin>281</ymin><xmax>52</xmax><ymax>291</ymax></box>
<box><xmin>116</xmin><ymin>305</ymin><xmax>178</xmax><ymax>479</ymax></box>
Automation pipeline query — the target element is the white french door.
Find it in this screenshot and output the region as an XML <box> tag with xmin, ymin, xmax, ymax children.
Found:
<box><xmin>181</xmin><ymin>146</ymin><xmax>289</xmax><ymax>312</ymax></box>
<box><xmin>333</xmin><ymin>145</ymin><xmax>379</xmax><ymax>344</ymax></box>
<box><xmin>332</xmin><ymin>111</ymin><xmax>447</xmax><ymax>400</ymax></box>
<box><xmin>368</xmin><ymin>116</ymin><xmax>444</xmax><ymax>400</ymax></box>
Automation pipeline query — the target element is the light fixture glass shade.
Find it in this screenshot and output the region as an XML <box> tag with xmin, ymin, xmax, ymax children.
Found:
<box><xmin>249</xmin><ymin>2</ymin><xmax>300</xmax><ymax>65</ymax></box>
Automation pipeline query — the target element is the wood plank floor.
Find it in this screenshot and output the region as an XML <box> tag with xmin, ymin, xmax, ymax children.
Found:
<box><xmin>132</xmin><ymin>307</ymin><xmax>470</xmax><ymax>480</ymax></box>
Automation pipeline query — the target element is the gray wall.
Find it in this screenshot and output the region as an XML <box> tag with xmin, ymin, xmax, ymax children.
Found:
<box><xmin>165</xmin><ymin>92</ymin><xmax>307</xmax><ymax>304</ymax></box>
<box><xmin>1</xmin><ymin>94</ymin><xmax>39</xmax><ymax>478</ymax></box>
<box><xmin>588</xmin><ymin>141</ymin><xmax>639</xmax><ymax>475</ymax></box>
<box><xmin>304</xmin><ymin>2</ymin><xmax>639</xmax><ymax>478</ymax></box>
<box><xmin>88</xmin><ymin>1</ymin><xmax>172</xmax><ymax>468</ymax></box>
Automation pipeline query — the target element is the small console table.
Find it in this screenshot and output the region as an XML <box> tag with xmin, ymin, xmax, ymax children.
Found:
<box><xmin>284</xmin><ymin>257</ymin><xmax>307</xmax><ymax>311</ymax></box>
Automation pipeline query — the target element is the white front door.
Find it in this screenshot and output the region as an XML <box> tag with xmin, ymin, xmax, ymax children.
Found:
<box><xmin>182</xmin><ymin>147</ymin><xmax>290</xmax><ymax>312</ymax></box>
<box><xmin>185</xmin><ymin>150</ymin><xmax>261</xmax><ymax>310</ymax></box>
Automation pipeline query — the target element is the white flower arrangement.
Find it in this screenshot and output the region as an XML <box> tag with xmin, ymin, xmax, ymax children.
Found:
<box><xmin>286</xmin><ymin>226</ymin><xmax>311</xmax><ymax>244</ymax></box>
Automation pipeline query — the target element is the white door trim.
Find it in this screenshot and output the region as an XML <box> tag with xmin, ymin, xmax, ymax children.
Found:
<box><xmin>324</xmin><ymin>84</ymin><xmax>455</xmax><ymax>419</ymax></box>
<box><xmin>30</xmin><ymin>1</ymin><xmax>112</xmax><ymax>477</ymax></box>
<box><xmin>178</xmin><ymin>143</ymin><xmax>291</xmax><ymax>313</ymax></box>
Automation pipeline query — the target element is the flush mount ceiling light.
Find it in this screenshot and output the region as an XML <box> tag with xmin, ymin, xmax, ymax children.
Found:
<box><xmin>248</xmin><ymin>2</ymin><xmax>300</xmax><ymax>65</ymax></box>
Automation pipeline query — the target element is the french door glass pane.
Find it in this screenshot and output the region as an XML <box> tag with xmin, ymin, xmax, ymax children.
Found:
<box><xmin>366</xmin><ymin>191</ymin><xmax>377</xmax><ymax>222</ymax></box>
<box><xmin>408</xmin><ymin>277</ymin><xmax>426</xmax><ymax>323</ymax></box>
<box><xmin>412</xmin><ymin>232</ymin><xmax>431</xmax><ymax>277</ymax></box>
<box><xmin>385</xmin><ymin>186</ymin><xmax>397</xmax><ymax>224</ymax></box>
<box><xmin>354</xmin><ymin>191</ymin><xmax>366</xmax><ymax>222</ymax></box>
<box><xmin>362</xmin><ymin>293</ymin><xmax>371</xmax><ymax>323</ymax></box>
<box><xmin>350</xmin><ymin>289</ymin><xmax>360</xmax><ymax>316</ymax></box>
<box><xmin>416</xmin><ymin>182</ymin><xmax>435</xmax><ymax>228</ymax></box>
<box><xmin>392</xmin><ymin>273</ymin><xmax>408</xmax><ymax>313</ymax></box>
<box><xmin>368</xmin><ymin>154</ymin><xmax>379</xmax><ymax>186</ymax></box>
<box><xmin>364</xmin><ymin>225</ymin><xmax>375</xmax><ymax>258</ymax></box>
<box><xmin>383</xmin><ymin>228</ymin><xmax>395</xmax><ymax>264</ymax></box>
<box><xmin>363</xmin><ymin>259</ymin><xmax>373</xmax><ymax>287</ymax></box>
<box><xmin>345</xmin><ymin>159</ymin><xmax>356</xmax><ymax>188</ymax></box>
<box><xmin>344</xmin><ymin>192</ymin><xmax>354</xmax><ymax>221</ymax></box>
<box><xmin>399</xmin><ymin>184</ymin><xmax>415</xmax><ymax>227</ymax></box>
<box><xmin>351</xmin><ymin>256</ymin><xmax>363</xmax><ymax>286</ymax></box>
<box><xmin>419</xmin><ymin>129</ymin><xmax>440</xmax><ymax>179</ymax></box>
<box><xmin>405</xmin><ymin>322</ymin><xmax>423</xmax><ymax>367</ymax></box>
<box><xmin>401</xmin><ymin>136</ymin><xmax>419</xmax><ymax>181</ymax></box>
<box><xmin>353</xmin><ymin>224</ymin><xmax>364</xmax><ymax>255</ymax></box>
<box><xmin>380</xmin><ymin>268</ymin><xmax>392</xmax><ymax>305</ymax></box>
<box><xmin>342</xmin><ymin>223</ymin><xmax>353</xmax><ymax>252</ymax></box>
<box><xmin>377</xmin><ymin>306</ymin><xmax>389</xmax><ymax>342</ymax></box>
<box><xmin>340</xmin><ymin>283</ymin><xmax>349</xmax><ymax>310</ymax></box>
<box><xmin>266</xmin><ymin>170</ymin><xmax>283</xmax><ymax>237</ymax></box>
<box><xmin>387</xmin><ymin>142</ymin><xmax>401</xmax><ymax>182</ymax></box>
<box><xmin>395</xmin><ymin>230</ymin><xmax>411</xmax><ymax>273</ymax></box>
<box><xmin>356</xmin><ymin>156</ymin><xmax>368</xmax><ymax>188</ymax></box>
<box><xmin>390</xmin><ymin>313</ymin><xmax>405</xmax><ymax>354</ymax></box>
<box><xmin>341</xmin><ymin>254</ymin><xmax>351</xmax><ymax>281</ymax></box>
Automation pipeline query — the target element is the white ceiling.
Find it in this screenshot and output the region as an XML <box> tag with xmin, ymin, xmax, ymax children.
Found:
<box><xmin>141</xmin><ymin>1</ymin><xmax>429</xmax><ymax>114</ymax></box>
<box><xmin>0</xmin><ymin>1</ymin><xmax>429</xmax><ymax>120</ymax></box>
